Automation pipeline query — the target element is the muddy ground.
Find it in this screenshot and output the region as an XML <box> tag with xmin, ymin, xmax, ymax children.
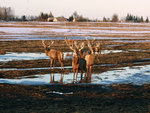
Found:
<box><xmin>0</xmin><ymin>84</ymin><xmax>150</xmax><ymax>113</ymax></box>
<box><xmin>0</xmin><ymin>39</ymin><xmax>150</xmax><ymax>113</ymax></box>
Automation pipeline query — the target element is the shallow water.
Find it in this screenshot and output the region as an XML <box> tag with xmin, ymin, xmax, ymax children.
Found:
<box><xmin>1</xmin><ymin>65</ymin><xmax>150</xmax><ymax>85</ymax></box>
<box><xmin>0</xmin><ymin>52</ymin><xmax>49</xmax><ymax>62</ymax></box>
<box><xmin>0</xmin><ymin>35</ymin><xmax>148</xmax><ymax>41</ymax></box>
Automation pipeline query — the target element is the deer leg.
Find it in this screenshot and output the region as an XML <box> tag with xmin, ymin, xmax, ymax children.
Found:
<box><xmin>60</xmin><ymin>72</ymin><xmax>63</xmax><ymax>83</ymax></box>
<box><xmin>89</xmin><ymin>66</ymin><xmax>92</xmax><ymax>78</ymax></box>
<box><xmin>50</xmin><ymin>73</ymin><xmax>52</xmax><ymax>83</ymax></box>
<box><xmin>53</xmin><ymin>60</ymin><xmax>55</xmax><ymax>71</ymax></box>
<box><xmin>50</xmin><ymin>59</ymin><xmax>53</xmax><ymax>72</ymax></box>
<box><xmin>81</xmin><ymin>70</ymin><xmax>83</xmax><ymax>80</ymax></box>
<box><xmin>73</xmin><ymin>70</ymin><xmax>75</xmax><ymax>83</ymax></box>
<box><xmin>62</xmin><ymin>63</ymin><xmax>64</xmax><ymax>71</ymax></box>
<box><xmin>61</xmin><ymin>62</ymin><xmax>64</xmax><ymax>71</ymax></box>
<box><xmin>99</xmin><ymin>48</ymin><xmax>101</xmax><ymax>58</ymax></box>
<box><xmin>96</xmin><ymin>54</ymin><xmax>99</xmax><ymax>62</ymax></box>
<box><xmin>86</xmin><ymin>66</ymin><xmax>89</xmax><ymax>79</ymax></box>
<box><xmin>76</xmin><ymin>69</ymin><xmax>78</xmax><ymax>83</ymax></box>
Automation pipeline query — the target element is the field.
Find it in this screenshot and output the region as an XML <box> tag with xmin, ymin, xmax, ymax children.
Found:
<box><xmin>0</xmin><ymin>21</ymin><xmax>150</xmax><ymax>112</ymax></box>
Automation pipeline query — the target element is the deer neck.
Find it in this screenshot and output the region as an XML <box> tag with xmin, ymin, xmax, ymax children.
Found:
<box><xmin>79</xmin><ymin>51</ymin><xmax>85</xmax><ymax>58</ymax></box>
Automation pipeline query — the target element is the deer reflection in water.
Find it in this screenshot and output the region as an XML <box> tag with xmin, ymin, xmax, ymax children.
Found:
<box><xmin>49</xmin><ymin>72</ymin><xmax>64</xmax><ymax>84</ymax></box>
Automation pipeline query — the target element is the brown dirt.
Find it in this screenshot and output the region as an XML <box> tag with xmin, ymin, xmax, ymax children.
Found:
<box><xmin>0</xmin><ymin>84</ymin><xmax>150</xmax><ymax>113</ymax></box>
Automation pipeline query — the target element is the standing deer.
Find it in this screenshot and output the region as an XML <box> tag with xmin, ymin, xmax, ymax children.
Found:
<box><xmin>85</xmin><ymin>37</ymin><xmax>95</xmax><ymax>79</ymax></box>
<box><xmin>65</xmin><ymin>37</ymin><xmax>86</xmax><ymax>83</ymax></box>
<box><xmin>94</xmin><ymin>42</ymin><xmax>101</xmax><ymax>62</ymax></box>
<box><xmin>42</xmin><ymin>40</ymin><xmax>64</xmax><ymax>71</ymax></box>
<box><xmin>65</xmin><ymin>36</ymin><xmax>74</xmax><ymax>55</ymax></box>
<box><xmin>65</xmin><ymin>36</ymin><xmax>74</xmax><ymax>46</ymax></box>
<box><xmin>90</xmin><ymin>37</ymin><xmax>101</xmax><ymax>60</ymax></box>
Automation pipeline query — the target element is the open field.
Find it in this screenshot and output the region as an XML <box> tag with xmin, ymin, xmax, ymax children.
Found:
<box><xmin>1</xmin><ymin>22</ymin><xmax>150</xmax><ymax>112</ymax></box>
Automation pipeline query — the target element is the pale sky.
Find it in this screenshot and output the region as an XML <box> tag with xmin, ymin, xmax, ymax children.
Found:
<box><xmin>0</xmin><ymin>0</ymin><xmax>150</xmax><ymax>19</ymax></box>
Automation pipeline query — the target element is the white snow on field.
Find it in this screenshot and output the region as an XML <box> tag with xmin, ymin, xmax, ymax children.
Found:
<box><xmin>1</xmin><ymin>65</ymin><xmax>150</xmax><ymax>85</ymax></box>
<box><xmin>1</xmin><ymin>23</ymin><xmax>150</xmax><ymax>35</ymax></box>
<box><xmin>0</xmin><ymin>52</ymin><xmax>49</xmax><ymax>62</ymax></box>
<box><xmin>0</xmin><ymin>27</ymin><xmax>37</xmax><ymax>33</ymax></box>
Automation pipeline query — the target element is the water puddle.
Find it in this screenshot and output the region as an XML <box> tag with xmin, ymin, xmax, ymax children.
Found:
<box><xmin>0</xmin><ymin>66</ymin><xmax>72</xmax><ymax>71</ymax></box>
<box><xmin>0</xmin><ymin>52</ymin><xmax>49</xmax><ymax>62</ymax></box>
<box><xmin>1</xmin><ymin>65</ymin><xmax>150</xmax><ymax>85</ymax></box>
<box><xmin>0</xmin><ymin>35</ymin><xmax>148</xmax><ymax>41</ymax></box>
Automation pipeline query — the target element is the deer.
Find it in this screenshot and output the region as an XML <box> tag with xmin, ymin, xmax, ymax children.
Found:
<box><xmin>87</xmin><ymin>37</ymin><xmax>101</xmax><ymax>62</ymax></box>
<box><xmin>85</xmin><ymin>37</ymin><xmax>95</xmax><ymax>79</ymax></box>
<box><xmin>91</xmin><ymin>37</ymin><xmax>101</xmax><ymax>58</ymax></box>
<box><xmin>65</xmin><ymin>37</ymin><xmax>86</xmax><ymax>83</ymax></box>
<box><xmin>65</xmin><ymin>36</ymin><xmax>74</xmax><ymax>56</ymax></box>
<box><xmin>94</xmin><ymin>42</ymin><xmax>101</xmax><ymax>62</ymax></box>
<box><xmin>65</xmin><ymin>36</ymin><xmax>74</xmax><ymax>46</ymax></box>
<box><xmin>42</xmin><ymin>40</ymin><xmax>64</xmax><ymax>71</ymax></box>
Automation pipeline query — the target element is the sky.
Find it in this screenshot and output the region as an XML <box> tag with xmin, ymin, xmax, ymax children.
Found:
<box><xmin>0</xmin><ymin>0</ymin><xmax>150</xmax><ymax>19</ymax></box>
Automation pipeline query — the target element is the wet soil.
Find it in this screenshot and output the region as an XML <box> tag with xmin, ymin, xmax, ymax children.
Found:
<box><xmin>0</xmin><ymin>84</ymin><xmax>150</xmax><ymax>113</ymax></box>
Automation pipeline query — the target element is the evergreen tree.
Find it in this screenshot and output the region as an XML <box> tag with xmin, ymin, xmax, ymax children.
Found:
<box><xmin>140</xmin><ymin>16</ymin><xmax>144</xmax><ymax>22</ymax></box>
<box><xmin>68</xmin><ymin>15</ymin><xmax>73</xmax><ymax>22</ymax></box>
<box><xmin>103</xmin><ymin>17</ymin><xmax>107</xmax><ymax>22</ymax></box>
<box><xmin>49</xmin><ymin>11</ymin><xmax>54</xmax><ymax>18</ymax></box>
<box><xmin>145</xmin><ymin>17</ymin><xmax>149</xmax><ymax>23</ymax></box>
<box><xmin>21</xmin><ymin>15</ymin><xmax>26</xmax><ymax>21</ymax></box>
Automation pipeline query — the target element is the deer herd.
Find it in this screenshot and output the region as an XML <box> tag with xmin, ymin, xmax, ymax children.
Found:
<box><xmin>42</xmin><ymin>36</ymin><xmax>101</xmax><ymax>83</ymax></box>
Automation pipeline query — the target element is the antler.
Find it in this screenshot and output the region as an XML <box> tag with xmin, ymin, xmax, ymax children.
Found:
<box><xmin>74</xmin><ymin>40</ymin><xmax>85</xmax><ymax>52</ymax></box>
<box><xmin>42</xmin><ymin>40</ymin><xmax>46</xmax><ymax>48</ymax></box>
<box><xmin>47</xmin><ymin>40</ymin><xmax>54</xmax><ymax>48</ymax></box>
<box><xmin>74</xmin><ymin>41</ymin><xmax>79</xmax><ymax>49</ymax></box>
<box><xmin>65</xmin><ymin>36</ymin><xmax>69</xmax><ymax>45</ymax></box>
<box><xmin>91</xmin><ymin>37</ymin><xmax>96</xmax><ymax>43</ymax></box>
<box><xmin>95</xmin><ymin>42</ymin><xmax>100</xmax><ymax>47</ymax></box>
<box><xmin>86</xmin><ymin>37</ymin><xmax>94</xmax><ymax>54</ymax></box>
<box><xmin>65</xmin><ymin>36</ymin><xmax>77</xmax><ymax>54</ymax></box>
<box><xmin>42</xmin><ymin>40</ymin><xmax>54</xmax><ymax>48</ymax></box>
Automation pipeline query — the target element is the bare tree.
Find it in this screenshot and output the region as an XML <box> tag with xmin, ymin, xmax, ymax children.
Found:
<box><xmin>0</xmin><ymin>7</ymin><xmax>14</xmax><ymax>21</ymax></box>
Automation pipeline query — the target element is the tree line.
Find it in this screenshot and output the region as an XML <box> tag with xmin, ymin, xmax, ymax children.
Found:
<box><xmin>0</xmin><ymin>6</ymin><xmax>149</xmax><ymax>23</ymax></box>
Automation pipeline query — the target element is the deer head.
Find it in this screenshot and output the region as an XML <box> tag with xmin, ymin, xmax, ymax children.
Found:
<box><xmin>74</xmin><ymin>40</ymin><xmax>85</xmax><ymax>58</ymax></box>
<box><xmin>65</xmin><ymin>36</ymin><xmax>74</xmax><ymax>46</ymax></box>
<box><xmin>86</xmin><ymin>37</ymin><xmax>94</xmax><ymax>54</ymax></box>
<box><xmin>42</xmin><ymin>40</ymin><xmax>54</xmax><ymax>56</ymax></box>
<box><xmin>94</xmin><ymin>43</ymin><xmax>100</xmax><ymax>52</ymax></box>
<box><xmin>65</xmin><ymin>37</ymin><xmax>78</xmax><ymax>55</ymax></box>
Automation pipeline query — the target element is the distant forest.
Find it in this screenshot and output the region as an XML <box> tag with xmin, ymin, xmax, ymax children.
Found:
<box><xmin>0</xmin><ymin>6</ymin><xmax>149</xmax><ymax>23</ymax></box>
